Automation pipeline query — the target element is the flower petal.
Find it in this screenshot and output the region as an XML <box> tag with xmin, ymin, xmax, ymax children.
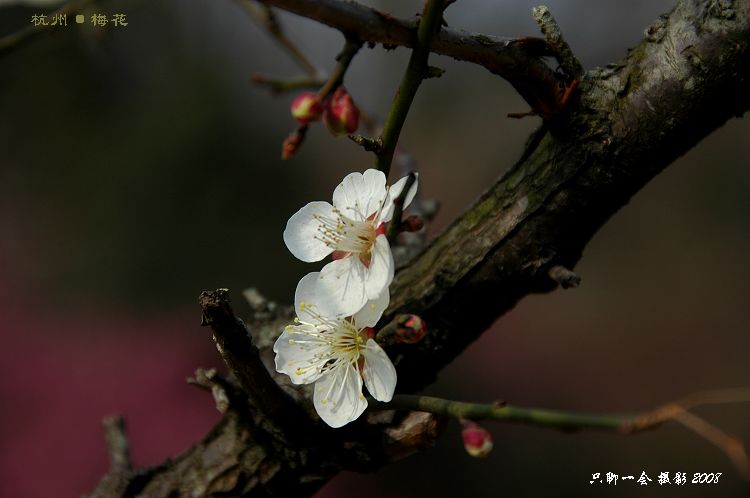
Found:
<box><xmin>364</xmin><ymin>234</ymin><xmax>394</xmax><ymax>300</ymax></box>
<box><xmin>352</xmin><ymin>286</ymin><xmax>389</xmax><ymax>329</ymax></box>
<box><xmin>294</xmin><ymin>272</ymin><xmax>323</xmax><ymax>320</ymax></box>
<box><xmin>313</xmin><ymin>362</ymin><xmax>368</xmax><ymax>428</ymax></box>
<box><xmin>273</xmin><ymin>324</ymin><xmax>329</xmax><ymax>385</ymax></box>
<box><xmin>332</xmin><ymin>169</ymin><xmax>387</xmax><ymax>222</ymax></box>
<box><xmin>317</xmin><ymin>256</ymin><xmax>368</xmax><ymax>317</ymax></box>
<box><xmin>361</xmin><ymin>339</ymin><xmax>397</xmax><ymax>402</ymax></box>
<box><xmin>379</xmin><ymin>172</ymin><xmax>419</xmax><ymax>224</ymax></box>
<box><xmin>283</xmin><ymin>201</ymin><xmax>336</xmax><ymax>262</ymax></box>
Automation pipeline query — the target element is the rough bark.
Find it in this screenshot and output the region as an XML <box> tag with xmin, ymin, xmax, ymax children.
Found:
<box><xmin>89</xmin><ymin>0</ymin><xmax>750</xmax><ymax>496</ymax></box>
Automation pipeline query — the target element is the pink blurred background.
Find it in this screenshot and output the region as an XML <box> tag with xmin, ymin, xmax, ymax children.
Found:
<box><xmin>1</xmin><ymin>0</ymin><xmax>749</xmax><ymax>496</ymax></box>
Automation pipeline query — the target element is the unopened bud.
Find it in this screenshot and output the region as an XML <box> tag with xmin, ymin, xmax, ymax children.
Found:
<box><xmin>402</xmin><ymin>215</ymin><xmax>424</xmax><ymax>232</ymax></box>
<box><xmin>323</xmin><ymin>86</ymin><xmax>359</xmax><ymax>136</ymax></box>
<box><xmin>395</xmin><ymin>314</ymin><xmax>427</xmax><ymax>344</ymax></box>
<box><xmin>462</xmin><ymin>421</ymin><xmax>494</xmax><ymax>458</ymax></box>
<box><xmin>281</xmin><ymin>126</ymin><xmax>307</xmax><ymax>160</ymax></box>
<box><xmin>290</xmin><ymin>92</ymin><xmax>323</xmax><ymax>124</ymax></box>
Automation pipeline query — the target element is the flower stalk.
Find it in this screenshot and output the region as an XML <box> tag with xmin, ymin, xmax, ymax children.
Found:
<box><xmin>373</xmin><ymin>395</ymin><xmax>628</xmax><ymax>432</ymax></box>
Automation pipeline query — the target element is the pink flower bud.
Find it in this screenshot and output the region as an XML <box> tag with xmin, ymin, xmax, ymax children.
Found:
<box><xmin>402</xmin><ymin>215</ymin><xmax>424</xmax><ymax>232</ymax></box>
<box><xmin>462</xmin><ymin>421</ymin><xmax>494</xmax><ymax>458</ymax></box>
<box><xmin>290</xmin><ymin>92</ymin><xmax>323</xmax><ymax>124</ymax></box>
<box><xmin>281</xmin><ymin>127</ymin><xmax>307</xmax><ymax>160</ymax></box>
<box><xmin>395</xmin><ymin>314</ymin><xmax>427</xmax><ymax>344</ymax></box>
<box><xmin>323</xmin><ymin>86</ymin><xmax>359</xmax><ymax>136</ymax></box>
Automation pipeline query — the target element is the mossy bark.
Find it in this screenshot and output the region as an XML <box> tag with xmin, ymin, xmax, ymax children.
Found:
<box><xmin>89</xmin><ymin>1</ymin><xmax>750</xmax><ymax>496</ymax></box>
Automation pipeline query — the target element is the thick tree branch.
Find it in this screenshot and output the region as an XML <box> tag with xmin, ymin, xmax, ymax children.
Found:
<box><xmin>90</xmin><ymin>1</ymin><xmax>750</xmax><ymax>496</ymax></box>
<box><xmin>383</xmin><ymin>0</ymin><xmax>750</xmax><ymax>392</ymax></box>
<box><xmin>199</xmin><ymin>289</ymin><xmax>314</xmax><ymax>440</ymax></box>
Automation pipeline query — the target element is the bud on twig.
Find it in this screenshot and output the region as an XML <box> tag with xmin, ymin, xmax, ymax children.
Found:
<box><xmin>290</xmin><ymin>92</ymin><xmax>323</xmax><ymax>124</ymax></box>
<box><xmin>402</xmin><ymin>215</ymin><xmax>424</xmax><ymax>232</ymax></box>
<box><xmin>462</xmin><ymin>420</ymin><xmax>494</xmax><ymax>458</ymax></box>
<box><xmin>395</xmin><ymin>314</ymin><xmax>427</xmax><ymax>344</ymax></box>
<box><xmin>323</xmin><ymin>86</ymin><xmax>360</xmax><ymax>136</ymax></box>
<box><xmin>281</xmin><ymin>126</ymin><xmax>308</xmax><ymax>160</ymax></box>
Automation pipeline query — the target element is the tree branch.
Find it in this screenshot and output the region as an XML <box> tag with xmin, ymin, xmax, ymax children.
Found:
<box><xmin>251</xmin><ymin>73</ymin><xmax>326</xmax><ymax>93</ymax></box>
<box><xmin>532</xmin><ymin>5</ymin><xmax>584</xmax><ymax>80</ymax></box>
<box><xmin>374</xmin><ymin>0</ymin><xmax>445</xmax><ymax>176</ymax></box>
<box><xmin>198</xmin><ymin>289</ymin><xmax>314</xmax><ymax>440</ymax></box>
<box><xmin>373</xmin><ymin>390</ymin><xmax>750</xmax><ymax>475</ymax></box>
<box><xmin>374</xmin><ymin>395</ymin><xmax>626</xmax><ymax>432</ymax></box>
<box><xmin>241</xmin><ymin>1</ymin><xmax>320</xmax><ymax>75</ymax></box>
<box><xmin>383</xmin><ymin>0</ymin><xmax>750</xmax><ymax>392</ymax></box>
<box><xmin>103</xmin><ymin>416</ymin><xmax>132</xmax><ymax>473</ymax></box>
<box><xmin>258</xmin><ymin>0</ymin><xmax>565</xmax><ymax>115</ymax></box>
<box><xmin>89</xmin><ymin>1</ymin><xmax>750</xmax><ymax>496</ymax></box>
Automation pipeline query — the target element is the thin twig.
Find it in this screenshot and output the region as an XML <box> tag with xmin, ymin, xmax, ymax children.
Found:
<box><xmin>386</xmin><ymin>171</ymin><xmax>418</xmax><ymax>242</ymax></box>
<box><xmin>240</xmin><ymin>0</ymin><xmax>319</xmax><ymax>75</ymax></box>
<box><xmin>625</xmin><ymin>387</ymin><xmax>750</xmax><ymax>432</ymax></box>
<box><xmin>260</xmin><ymin>0</ymin><xmax>561</xmax><ymax>116</ymax></box>
<box><xmin>372</xmin><ymin>395</ymin><xmax>627</xmax><ymax>432</ymax></box>
<box><xmin>375</xmin><ymin>0</ymin><xmax>445</xmax><ymax>177</ymax></box>
<box><xmin>348</xmin><ymin>134</ymin><xmax>382</xmax><ymax>153</ymax></box>
<box><xmin>673</xmin><ymin>410</ymin><xmax>750</xmax><ymax>479</ymax></box>
<box><xmin>372</xmin><ymin>389</ymin><xmax>750</xmax><ymax>477</ymax></box>
<box><xmin>531</xmin><ymin>6</ymin><xmax>584</xmax><ymax>79</ymax></box>
<box><xmin>102</xmin><ymin>415</ymin><xmax>132</xmax><ymax>473</ymax></box>
<box><xmin>317</xmin><ymin>38</ymin><xmax>361</xmax><ymax>98</ymax></box>
<box><xmin>279</xmin><ymin>39</ymin><xmax>360</xmax><ymax>158</ymax></box>
<box><xmin>251</xmin><ymin>73</ymin><xmax>326</xmax><ymax>93</ymax></box>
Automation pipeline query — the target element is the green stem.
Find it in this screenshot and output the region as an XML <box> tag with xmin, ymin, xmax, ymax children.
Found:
<box><xmin>374</xmin><ymin>0</ymin><xmax>445</xmax><ymax>177</ymax></box>
<box><xmin>374</xmin><ymin>395</ymin><xmax>631</xmax><ymax>432</ymax></box>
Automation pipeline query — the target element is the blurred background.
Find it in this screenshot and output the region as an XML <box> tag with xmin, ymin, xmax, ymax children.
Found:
<box><xmin>1</xmin><ymin>0</ymin><xmax>749</xmax><ymax>496</ymax></box>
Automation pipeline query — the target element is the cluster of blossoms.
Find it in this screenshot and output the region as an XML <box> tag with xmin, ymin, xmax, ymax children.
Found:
<box><xmin>274</xmin><ymin>168</ymin><xmax>418</xmax><ymax>427</ymax></box>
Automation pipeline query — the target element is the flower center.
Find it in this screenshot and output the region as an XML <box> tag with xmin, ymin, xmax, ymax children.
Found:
<box><xmin>288</xmin><ymin>308</ymin><xmax>368</xmax><ymax>378</ymax></box>
<box><xmin>330</xmin><ymin>320</ymin><xmax>366</xmax><ymax>359</ymax></box>
<box><xmin>314</xmin><ymin>208</ymin><xmax>376</xmax><ymax>256</ymax></box>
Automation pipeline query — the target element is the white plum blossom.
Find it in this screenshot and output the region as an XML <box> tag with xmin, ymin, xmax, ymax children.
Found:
<box><xmin>273</xmin><ymin>272</ymin><xmax>397</xmax><ymax>428</ymax></box>
<box><xmin>283</xmin><ymin>169</ymin><xmax>418</xmax><ymax>317</ymax></box>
